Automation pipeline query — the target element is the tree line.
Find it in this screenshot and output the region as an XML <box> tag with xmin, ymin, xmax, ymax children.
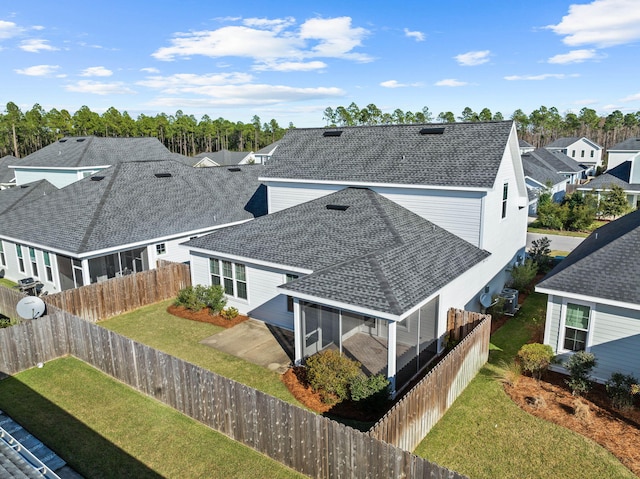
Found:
<box><xmin>3</xmin><ymin>101</ymin><xmax>640</xmax><ymax>160</ymax></box>
<box><xmin>0</xmin><ymin>102</ymin><xmax>290</xmax><ymax>159</ymax></box>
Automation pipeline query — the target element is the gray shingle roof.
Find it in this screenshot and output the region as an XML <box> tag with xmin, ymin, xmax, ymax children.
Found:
<box><xmin>523</xmin><ymin>148</ymin><xmax>584</xmax><ymax>174</ymax></box>
<box><xmin>187</xmin><ymin>188</ymin><xmax>490</xmax><ymax>316</ymax></box>
<box><xmin>577</xmin><ymin>161</ymin><xmax>640</xmax><ymax>191</ymax></box>
<box><xmin>15</xmin><ymin>137</ymin><xmax>173</xmax><ymax>168</ymax></box>
<box><xmin>0</xmin><ymin>440</ymin><xmax>46</xmax><ymax>479</ymax></box>
<box><xmin>0</xmin><ymin>180</ymin><xmax>57</xmax><ymax>215</ymax></box>
<box><xmin>194</xmin><ymin>150</ymin><xmax>250</xmax><ymax>166</ymax></box>
<box><xmin>608</xmin><ymin>137</ymin><xmax>640</xmax><ymax>151</ymax></box>
<box><xmin>538</xmin><ymin>209</ymin><xmax>640</xmax><ymax>305</ymax></box>
<box><xmin>522</xmin><ymin>157</ymin><xmax>567</xmax><ymax>186</ymax></box>
<box><xmin>0</xmin><ymin>155</ymin><xmax>18</xmax><ymax>184</ymax></box>
<box><xmin>0</xmin><ymin>161</ymin><xmax>266</xmax><ymax>255</ymax></box>
<box><xmin>255</xmin><ymin>141</ymin><xmax>279</xmax><ymax>155</ymax></box>
<box><xmin>546</xmin><ymin>137</ymin><xmax>601</xmax><ymax>150</ymax></box>
<box><xmin>519</xmin><ymin>139</ymin><xmax>534</xmax><ymax>148</ymax></box>
<box><xmin>261</xmin><ymin>121</ymin><xmax>514</xmax><ymax>189</ymax></box>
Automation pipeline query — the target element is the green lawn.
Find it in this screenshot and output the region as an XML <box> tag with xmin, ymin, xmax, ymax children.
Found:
<box><xmin>99</xmin><ymin>299</ymin><xmax>298</xmax><ymax>404</ymax></box>
<box><xmin>0</xmin><ymin>357</ymin><xmax>304</xmax><ymax>479</ymax></box>
<box><xmin>414</xmin><ymin>293</ymin><xmax>635</xmax><ymax>479</ymax></box>
<box><xmin>0</xmin><ymin>278</ymin><xmax>17</xmax><ymax>289</ymax></box>
<box><xmin>527</xmin><ymin>220</ymin><xmax>607</xmax><ymax>238</ymax></box>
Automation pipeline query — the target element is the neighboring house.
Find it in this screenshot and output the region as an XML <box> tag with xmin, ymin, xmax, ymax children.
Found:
<box><xmin>522</xmin><ymin>159</ymin><xmax>569</xmax><ymax>215</ymax></box>
<box><xmin>0</xmin><ymin>155</ymin><xmax>18</xmax><ymax>189</ymax></box>
<box><xmin>545</xmin><ymin>136</ymin><xmax>603</xmax><ymax>174</ymax></box>
<box><xmin>9</xmin><ymin>136</ymin><xmax>175</xmax><ymax>188</ymax></box>
<box><xmin>536</xmin><ymin>209</ymin><xmax>640</xmax><ymax>382</ymax></box>
<box><xmin>193</xmin><ymin>149</ymin><xmax>253</xmax><ymax>167</ymax></box>
<box><xmin>249</xmin><ymin>141</ymin><xmax>279</xmax><ymax>164</ymax></box>
<box><xmin>0</xmin><ymin>180</ymin><xmax>57</xmax><ymax>215</ymax></box>
<box><xmin>519</xmin><ymin>139</ymin><xmax>535</xmax><ymax>155</ymax></box>
<box><xmin>576</xmin><ymin>161</ymin><xmax>640</xmax><ymax>209</ymax></box>
<box><xmin>0</xmin><ymin>161</ymin><xmax>266</xmax><ymax>293</ymax></box>
<box><xmin>606</xmin><ymin>137</ymin><xmax>640</xmax><ymax>171</ymax></box>
<box><xmin>522</xmin><ymin>148</ymin><xmax>585</xmax><ymax>185</ymax></box>
<box><xmin>185</xmin><ymin>121</ymin><xmax>528</xmax><ymax>393</ymax></box>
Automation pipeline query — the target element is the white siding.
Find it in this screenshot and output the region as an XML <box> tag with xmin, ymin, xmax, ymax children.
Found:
<box><xmin>190</xmin><ymin>251</ymin><xmax>295</xmax><ymax>330</ymax></box>
<box><xmin>543</xmin><ymin>295</ymin><xmax>563</xmax><ymax>350</ymax></box>
<box><xmin>15</xmin><ymin>168</ymin><xmax>83</xmax><ymax>188</ymax></box>
<box><xmin>149</xmin><ymin>236</ymin><xmax>195</xmax><ymax>265</ymax></box>
<box><xmin>267</xmin><ymin>182</ymin><xmax>342</xmax><ymax>213</ymax></box>
<box><xmin>607</xmin><ymin>151</ymin><xmax>639</xmax><ymax>171</ymax></box>
<box><xmin>0</xmin><ymin>240</ymin><xmax>62</xmax><ymax>293</ymax></box>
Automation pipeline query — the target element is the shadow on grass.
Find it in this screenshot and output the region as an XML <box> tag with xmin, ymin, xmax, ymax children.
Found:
<box><xmin>0</xmin><ymin>374</ymin><xmax>163</xmax><ymax>479</ymax></box>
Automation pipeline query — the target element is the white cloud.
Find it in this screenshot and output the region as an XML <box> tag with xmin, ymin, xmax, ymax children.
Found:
<box><xmin>547</xmin><ymin>0</ymin><xmax>640</xmax><ymax>47</ymax></box>
<box><xmin>31</xmin><ymin>25</ymin><xmax>45</xmax><ymax>31</ymax></box>
<box><xmin>15</xmin><ymin>64</ymin><xmax>60</xmax><ymax>76</ymax></box>
<box><xmin>20</xmin><ymin>39</ymin><xmax>59</xmax><ymax>52</ymax></box>
<box><xmin>137</xmin><ymin>72</ymin><xmax>254</xmax><ymax>91</ymax></box>
<box><xmin>0</xmin><ymin>20</ymin><xmax>23</xmax><ymax>39</ymax></box>
<box><xmin>140</xmin><ymin>67</ymin><xmax>160</xmax><ymax>73</ymax></box>
<box><xmin>621</xmin><ymin>92</ymin><xmax>640</xmax><ymax>102</ymax></box>
<box><xmin>380</xmin><ymin>80</ymin><xmax>422</xmax><ymax>88</ymax></box>
<box><xmin>454</xmin><ymin>50</ymin><xmax>490</xmax><ymax>66</ymax></box>
<box><xmin>152</xmin><ymin>16</ymin><xmax>371</xmax><ymax>68</ymax></box>
<box><xmin>80</xmin><ymin>66</ymin><xmax>113</xmax><ymax>77</ymax></box>
<box><xmin>504</xmin><ymin>73</ymin><xmax>578</xmax><ymax>81</ymax></box>
<box><xmin>65</xmin><ymin>80</ymin><xmax>135</xmax><ymax>95</ymax></box>
<box><xmin>404</xmin><ymin>28</ymin><xmax>425</xmax><ymax>42</ymax></box>
<box><xmin>253</xmin><ymin>60</ymin><xmax>327</xmax><ymax>72</ymax></box>
<box><xmin>548</xmin><ymin>49</ymin><xmax>600</xmax><ymax>64</ymax></box>
<box><xmin>434</xmin><ymin>79</ymin><xmax>468</xmax><ymax>87</ymax></box>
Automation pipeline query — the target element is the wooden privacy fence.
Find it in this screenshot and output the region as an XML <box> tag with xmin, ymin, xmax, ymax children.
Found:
<box><xmin>42</xmin><ymin>262</ymin><xmax>191</xmax><ymax>322</ymax></box>
<box><xmin>447</xmin><ymin>308</ymin><xmax>488</xmax><ymax>342</ymax></box>
<box><xmin>0</xmin><ymin>285</ymin><xmax>25</xmax><ymax>321</ymax></box>
<box><xmin>370</xmin><ymin>309</ymin><xmax>491</xmax><ymax>451</ymax></box>
<box><xmin>0</xmin><ymin>302</ymin><xmax>468</xmax><ymax>478</ymax></box>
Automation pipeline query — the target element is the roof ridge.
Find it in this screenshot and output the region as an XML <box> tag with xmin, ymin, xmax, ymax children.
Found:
<box><xmin>75</xmin><ymin>136</ymin><xmax>94</xmax><ymax>168</ymax></box>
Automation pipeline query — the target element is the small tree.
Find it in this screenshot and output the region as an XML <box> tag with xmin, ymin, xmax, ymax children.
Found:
<box><xmin>605</xmin><ymin>372</ymin><xmax>638</xmax><ymax>410</ymax></box>
<box><xmin>600</xmin><ymin>185</ymin><xmax>630</xmax><ymax>218</ymax></box>
<box><xmin>517</xmin><ymin>343</ymin><xmax>555</xmax><ymax>380</ymax></box>
<box><xmin>564</xmin><ymin>351</ymin><xmax>597</xmax><ymax>396</ymax></box>
<box><xmin>507</xmin><ymin>258</ymin><xmax>538</xmax><ymax>291</ymax></box>
<box><xmin>529</xmin><ymin>237</ymin><xmax>553</xmax><ymax>273</ymax></box>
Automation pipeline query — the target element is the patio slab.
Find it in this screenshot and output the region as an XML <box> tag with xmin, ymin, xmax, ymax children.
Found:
<box><xmin>200</xmin><ymin>319</ymin><xmax>293</xmax><ymax>373</ymax></box>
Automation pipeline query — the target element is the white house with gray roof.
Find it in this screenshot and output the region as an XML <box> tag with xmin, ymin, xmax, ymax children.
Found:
<box><xmin>606</xmin><ymin>137</ymin><xmax>640</xmax><ymax>171</ymax></box>
<box><xmin>536</xmin><ymin>210</ymin><xmax>640</xmax><ymax>382</ymax></box>
<box><xmin>0</xmin><ymin>161</ymin><xmax>266</xmax><ymax>293</ymax></box>
<box><xmin>9</xmin><ymin>136</ymin><xmax>175</xmax><ymax>188</ymax></box>
<box><xmin>185</xmin><ymin>121</ymin><xmax>528</xmax><ymax>393</ymax></box>
<box><xmin>545</xmin><ymin>136</ymin><xmax>603</xmax><ymax>174</ymax></box>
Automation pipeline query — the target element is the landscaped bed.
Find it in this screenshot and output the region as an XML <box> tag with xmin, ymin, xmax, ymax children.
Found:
<box><xmin>167</xmin><ymin>303</ymin><xmax>249</xmax><ymax>328</ymax></box>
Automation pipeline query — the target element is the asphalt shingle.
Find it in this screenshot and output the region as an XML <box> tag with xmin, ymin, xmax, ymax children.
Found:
<box><xmin>0</xmin><ymin>180</ymin><xmax>57</xmax><ymax>215</ymax></box>
<box><xmin>523</xmin><ymin>148</ymin><xmax>584</xmax><ymax>174</ymax></box>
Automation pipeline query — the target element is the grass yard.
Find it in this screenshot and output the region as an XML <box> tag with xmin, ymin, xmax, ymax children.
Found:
<box><xmin>414</xmin><ymin>293</ymin><xmax>636</xmax><ymax>479</ymax></box>
<box><xmin>0</xmin><ymin>357</ymin><xmax>304</xmax><ymax>479</ymax></box>
<box><xmin>527</xmin><ymin>219</ymin><xmax>607</xmax><ymax>238</ymax></box>
<box><xmin>0</xmin><ymin>278</ymin><xmax>17</xmax><ymax>289</ymax></box>
<box><xmin>99</xmin><ymin>299</ymin><xmax>298</xmax><ymax>404</ymax></box>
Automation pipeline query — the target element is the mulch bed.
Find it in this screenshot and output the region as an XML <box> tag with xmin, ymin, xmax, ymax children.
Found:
<box><xmin>166</xmin><ymin>304</ymin><xmax>248</xmax><ymax>328</ymax></box>
<box><xmin>504</xmin><ymin>371</ymin><xmax>640</xmax><ymax>476</ymax></box>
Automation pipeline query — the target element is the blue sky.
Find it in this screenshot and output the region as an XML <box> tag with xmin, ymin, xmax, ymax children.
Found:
<box><xmin>1</xmin><ymin>0</ymin><xmax>639</xmax><ymax>127</ymax></box>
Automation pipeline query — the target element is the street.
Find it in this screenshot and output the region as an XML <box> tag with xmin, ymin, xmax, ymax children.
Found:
<box><xmin>527</xmin><ymin>232</ymin><xmax>585</xmax><ymax>254</ymax></box>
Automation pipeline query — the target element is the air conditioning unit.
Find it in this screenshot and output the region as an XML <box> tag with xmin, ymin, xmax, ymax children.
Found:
<box><xmin>499</xmin><ymin>288</ymin><xmax>519</xmax><ymax>315</ymax></box>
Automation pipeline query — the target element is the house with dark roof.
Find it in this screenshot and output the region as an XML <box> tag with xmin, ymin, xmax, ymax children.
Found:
<box><xmin>522</xmin><ymin>148</ymin><xmax>585</xmax><ymax>185</ymax></box>
<box><xmin>184</xmin><ymin>121</ymin><xmax>528</xmax><ymax>393</ymax></box>
<box><xmin>9</xmin><ymin>136</ymin><xmax>175</xmax><ymax>188</ymax></box>
<box><xmin>522</xmin><ymin>157</ymin><xmax>569</xmax><ymax>215</ymax></box>
<box><xmin>545</xmin><ymin>136</ymin><xmax>603</xmax><ymax>174</ymax></box>
<box><xmin>576</xmin><ymin>161</ymin><xmax>640</xmax><ymax>210</ymax></box>
<box><xmin>0</xmin><ymin>161</ymin><xmax>266</xmax><ymax>292</ymax></box>
<box><xmin>0</xmin><ymin>180</ymin><xmax>57</xmax><ymax>216</ymax></box>
<box><xmin>193</xmin><ymin>149</ymin><xmax>252</xmax><ymax>167</ymax></box>
<box><xmin>606</xmin><ymin>137</ymin><xmax>640</xmax><ymax>171</ymax></box>
<box><xmin>519</xmin><ymin>139</ymin><xmax>535</xmax><ymax>155</ymax></box>
<box><xmin>536</xmin><ymin>209</ymin><xmax>640</xmax><ymax>382</ymax></box>
<box><xmin>0</xmin><ymin>155</ymin><xmax>18</xmax><ymax>190</ymax></box>
<box><xmin>249</xmin><ymin>141</ymin><xmax>279</xmax><ymax>164</ymax></box>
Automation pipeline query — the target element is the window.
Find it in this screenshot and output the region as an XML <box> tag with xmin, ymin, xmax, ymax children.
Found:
<box><xmin>571</xmin><ymin>150</ymin><xmax>576</xmax><ymax>157</ymax></box>
<box><xmin>210</xmin><ymin>258</ymin><xmax>247</xmax><ymax>300</ymax></box>
<box><xmin>285</xmin><ymin>274</ymin><xmax>298</xmax><ymax>312</ymax></box>
<box><xmin>563</xmin><ymin>303</ymin><xmax>590</xmax><ymax>351</ymax></box>
<box><xmin>43</xmin><ymin>252</ymin><xmax>54</xmax><ymax>282</ymax></box>
<box><xmin>156</xmin><ymin>243</ymin><xmax>166</xmax><ymax>255</ymax></box>
<box><xmin>590</xmin><ymin>150</ymin><xmax>594</xmax><ymax>158</ymax></box>
<box><xmin>581</xmin><ymin>150</ymin><xmax>585</xmax><ymax>158</ymax></box>
<box><xmin>16</xmin><ymin>244</ymin><xmax>24</xmax><ymax>273</ymax></box>
<box><xmin>29</xmin><ymin>248</ymin><xmax>38</xmax><ymax>277</ymax></box>
<box><xmin>0</xmin><ymin>241</ymin><xmax>5</xmax><ymax>267</ymax></box>
<box><xmin>501</xmin><ymin>183</ymin><xmax>508</xmax><ymax>219</ymax></box>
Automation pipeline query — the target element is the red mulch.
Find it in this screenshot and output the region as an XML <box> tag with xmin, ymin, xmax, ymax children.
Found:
<box><xmin>166</xmin><ymin>304</ymin><xmax>248</xmax><ymax>328</ymax></box>
<box><xmin>505</xmin><ymin>371</ymin><xmax>640</xmax><ymax>476</ymax></box>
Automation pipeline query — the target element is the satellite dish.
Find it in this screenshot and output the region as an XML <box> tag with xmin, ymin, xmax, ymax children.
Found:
<box><xmin>479</xmin><ymin>293</ymin><xmax>493</xmax><ymax>308</ymax></box>
<box><xmin>16</xmin><ymin>296</ymin><xmax>46</xmax><ymax>320</ymax></box>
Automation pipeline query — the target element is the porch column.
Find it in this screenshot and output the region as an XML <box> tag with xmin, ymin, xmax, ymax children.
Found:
<box><xmin>387</xmin><ymin>320</ymin><xmax>397</xmax><ymax>395</ymax></box>
<box><xmin>293</xmin><ymin>299</ymin><xmax>303</xmax><ymax>365</ymax></box>
<box><xmin>81</xmin><ymin>259</ymin><xmax>90</xmax><ymax>287</ymax></box>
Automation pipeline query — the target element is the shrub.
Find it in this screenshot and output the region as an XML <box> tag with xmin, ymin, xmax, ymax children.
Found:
<box><xmin>174</xmin><ymin>285</ymin><xmax>227</xmax><ymax>313</ymax></box>
<box><xmin>517</xmin><ymin>343</ymin><xmax>554</xmax><ymax>380</ymax></box>
<box><xmin>0</xmin><ymin>317</ymin><xmax>20</xmax><ymax>328</ymax></box>
<box><xmin>305</xmin><ymin>350</ymin><xmax>361</xmax><ymax>403</ymax></box>
<box><xmin>564</xmin><ymin>351</ymin><xmax>597</xmax><ymax>396</ymax></box>
<box><xmin>605</xmin><ymin>372</ymin><xmax>638</xmax><ymax>410</ymax></box>
<box><xmin>349</xmin><ymin>373</ymin><xmax>390</xmax><ymax>409</ymax></box>
<box><xmin>497</xmin><ymin>360</ymin><xmax>522</xmax><ymax>387</ymax></box>
<box><xmin>529</xmin><ymin>237</ymin><xmax>553</xmax><ymax>273</ymax></box>
<box><xmin>507</xmin><ymin>258</ymin><xmax>538</xmax><ymax>292</ymax></box>
<box><xmin>220</xmin><ymin>307</ymin><xmax>239</xmax><ymax>320</ymax></box>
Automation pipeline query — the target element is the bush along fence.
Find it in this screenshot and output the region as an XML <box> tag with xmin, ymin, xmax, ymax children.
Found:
<box><xmin>370</xmin><ymin>310</ymin><xmax>491</xmax><ymax>451</ymax></box>
<box><xmin>0</xmin><ymin>297</ymin><xmax>471</xmax><ymax>479</ymax></box>
<box><xmin>42</xmin><ymin>262</ymin><xmax>191</xmax><ymax>322</ymax></box>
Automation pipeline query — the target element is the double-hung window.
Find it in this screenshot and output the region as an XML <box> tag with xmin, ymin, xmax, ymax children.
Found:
<box><xmin>501</xmin><ymin>182</ymin><xmax>508</xmax><ymax>219</ymax></box>
<box><xmin>563</xmin><ymin>303</ymin><xmax>591</xmax><ymax>351</ymax></box>
<box><xmin>43</xmin><ymin>252</ymin><xmax>53</xmax><ymax>282</ymax></box>
<box><xmin>29</xmin><ymin>248</ymin><xmax>38</xmax><ymax>277</ymax></box>
<box><xmin>156</xmin><ymin>243</ymin><xmax>166</xmax><ymax>255</ymax></box>
<box><xmin>210</xmin><ymin>258</ymin><xmax>247</xmax><ymax>300</ymax></box>
<box><xmin>0</xmin><ymin>241</ymin><xmax>5</xmax><ymax>267</ymax></box>
<box><xmin>16</xmin><ymin>245</ymin><xmax>25</xmax><ymax>273</ymax></box>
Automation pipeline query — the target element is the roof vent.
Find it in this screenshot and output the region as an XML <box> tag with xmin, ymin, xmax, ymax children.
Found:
<box><xmin>76</xmin><ymin>138</ymin><xmax>86</xmax><ymax>142</ymax></box>
<box><xmin>227</xmin><ymin>167</ymin><xmax>241</xmax><ymax>172</ymax></box>
<box><xmin>20</xmin><ymin>185</ymin><xmax>29</xmax><ymax>189</ymax></box>
<box><xmin>59</xmin><ymin>139</ymin><xmax>67</xmax><ymax>143</ymax></box>
<box><xmin>91</xmin><ymin>176</ymin><xmax>105</xmax><ymax>181</ymax></box>
<box><xmin>154</xmin><ymin>173</ymin><xmax>172</xmax><ymax>178</ymax></box>
<box><xmin>323</xmin><ymin>130</ymin><xmax>343</xmax><ymax>137</ymax></box>
<box><xmin>420</xmin><ymin>127</ymin><xmax>445</xmax><ymax>135</ymax></box>
<box><xmin>326</xmin><ymin>204</ymin><xmax>349</xmax><ymax>211</ymax></box>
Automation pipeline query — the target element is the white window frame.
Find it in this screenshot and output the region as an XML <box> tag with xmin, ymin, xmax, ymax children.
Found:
<box><xmin>558</xmin><ymin>298</ymin><xmax>595</xmax><ymax>353</ymax></box>
<box><xmin>155</xmin><ymin>243</ymin><xmax>167</xmax><ymax>256</ymax></box>
<box><xmin>16</xmin><ymin>244</ymin><xmax>25</xmax><ymax>273</ymax></box>
<box><xmin>43</xmin><ymin>251</ymin><xmax>54</xmax><ymax>283</ymax></box>
<box><xmin>29</xmin><ymin>247</ymin><xmax>38</xmax><ymax>278</ymax></box>
<box><xmin>0</xmin><ymin>241</ymin><xmax>5</xmax><ymax>267</ymax></box>
<box><xmin>501</xmin><ymin>182</ymin><xmax>508</xmax><ymax>219</ymax></box>
<box><xmin>209</xmin><ymin>258</ymin><xmax>248</xmax><ymax>301</ymax></box>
